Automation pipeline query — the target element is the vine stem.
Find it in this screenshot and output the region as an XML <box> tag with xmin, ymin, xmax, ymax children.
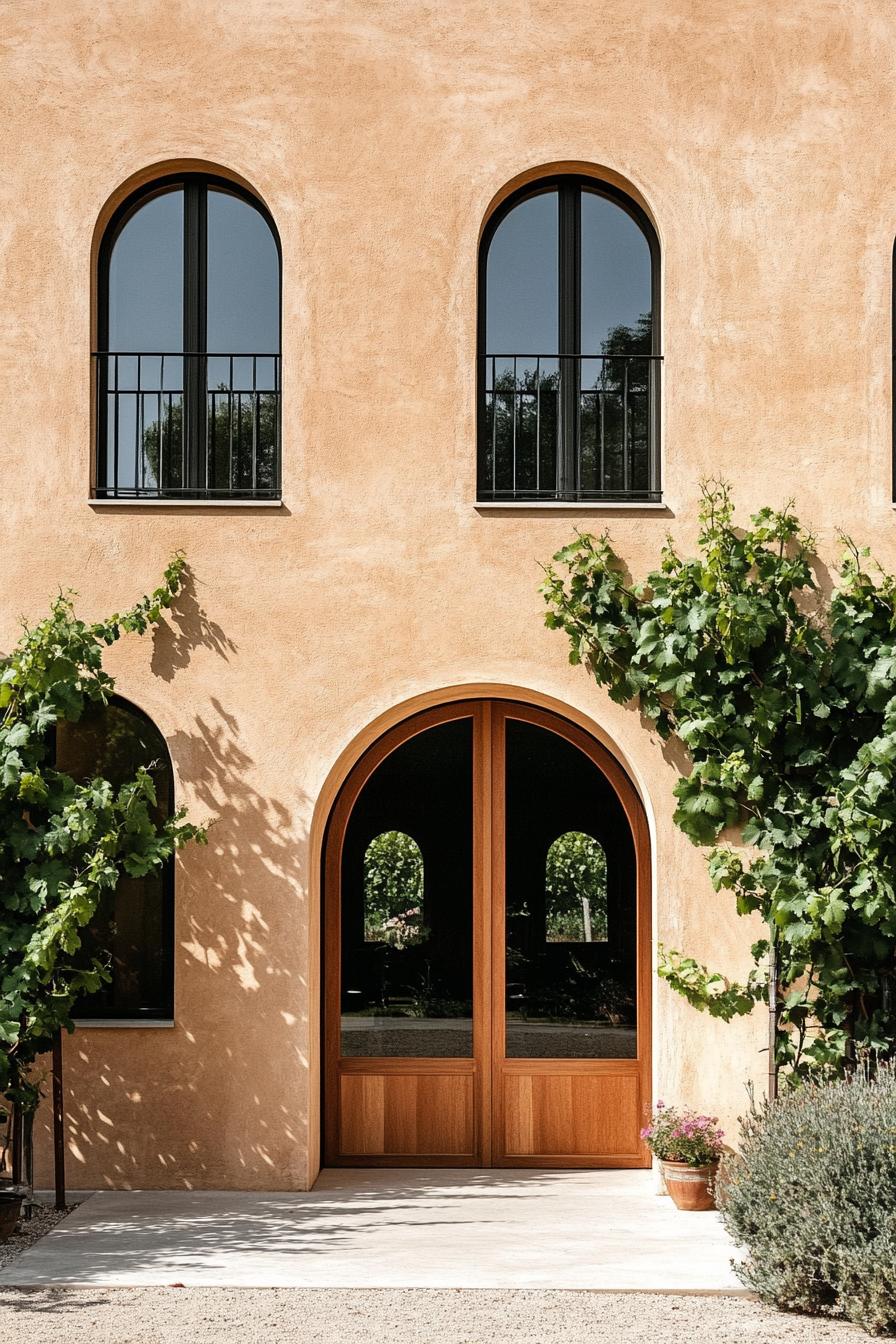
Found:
<box><xmin>768</xmin><ymin>926</ymin><xmax>779</xmax><ymax>1101</ymax></box>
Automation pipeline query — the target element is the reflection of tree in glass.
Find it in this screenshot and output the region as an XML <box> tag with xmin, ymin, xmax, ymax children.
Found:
<box><xmin>598</xmin><ymin>312</ymin><xmax>652</xmax><ymax>362</ymax></box>
<box><xmin>545</xmin><ymin>831</ymin><xmax>608</xmax><ymax>942</ymax></box>
<box><xmin>580</xmin><ymin>313</ymin><xmax>652</xmax><ymax>493</ymax></box>
<box><xmin>363</xmin><ymin>830</ymin><xmax>427</xmax><ymax>947</ymax></box>
<box><xmin>485</xmin><ymin>313</ymin><xmax>652</xmax><ymax>494</ymax></box>
<box><xmin>486</xmin><ymin>364</ymin><xmax>559</xmax><ymax>493</ymax></box>
<box><xmin>140</xmin><ymin>387</ymin><xmax>278</xmax><ymax>494</ymax></box>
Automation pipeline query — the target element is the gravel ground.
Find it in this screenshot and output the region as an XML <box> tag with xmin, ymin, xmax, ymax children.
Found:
<box><xmin>0</xmin><ymin>1288</ymin><xmax>871</xmax><ymax>1343</ymax></box>
<box><xmin>0</xmin><ymin>1206</ymin><xmax>71</xmax><ymax>1273</ymax></box>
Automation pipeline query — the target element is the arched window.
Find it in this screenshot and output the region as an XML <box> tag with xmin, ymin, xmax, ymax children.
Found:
<box><xmin>545</xmin><ymin>831</ymin><xmax>608</xmax><ymax>943</ymax></box>
<box><xmin>56</xmin><ymin>698</ymin><xmax>175</xmax><ymax>1020</ymax></box>
<box><xmin>95</xmin><ymin>172</ymin><xmax>281</xmax><ymax>501</ymax></box>
<box><xmin>478</xmin><ymin>175</ymin><xmax>660</xmax><ymax>503</ymax></box>
<box><xmin>362</xmin><ymin>830</ymin><xmax>426</xmax><ymax>946</ymax></box>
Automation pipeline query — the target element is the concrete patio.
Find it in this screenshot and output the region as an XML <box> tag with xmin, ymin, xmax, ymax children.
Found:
<box><xmin>0</xmin><ymin>1169</ymin><xmax>742</xmax><ymax>1291</ymax></box>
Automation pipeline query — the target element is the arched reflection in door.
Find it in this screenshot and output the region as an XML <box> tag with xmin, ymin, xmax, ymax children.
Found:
<box><xmin>340</xmin><ymin>718</ymin><xmax>474</xmax><ymax>1058</ymax></box>
<box><xmin>504</xmin><ymin>718</ymin><xmax>637</xmax><ymax>1060</ymax></box>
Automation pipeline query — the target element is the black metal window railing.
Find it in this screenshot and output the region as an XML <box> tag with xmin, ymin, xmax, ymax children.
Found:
<box><xmin>479</xmin><ymin>353</ymin><xmax>662</xmax><ymax>503</ymax></box>
<box><xmin>93</xmin><ymin>352</ymin><xmax>281</xmax><ymax>501</ymax></box>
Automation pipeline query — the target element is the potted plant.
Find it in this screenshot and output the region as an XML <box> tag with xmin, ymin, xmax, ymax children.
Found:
<box><xmin>641</xmin><ymin>1101</ymin><xmax>725</xmax><ymax>1211</ymax></box>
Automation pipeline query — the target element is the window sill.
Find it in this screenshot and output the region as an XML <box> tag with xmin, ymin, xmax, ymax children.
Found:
<box><xmin>89</xmin><ymin>499</ymin><xmax>283</xmax><ymax>509</ymax></box>
<box><xmin>73</xmin><ymin>1018</ymin><xmax>175</xmax><ymax>1029</ymax></box>
<box><xmin>475</xmin><ymin>500</ymin><xmax>668</xmax><ymax>512</ymax></box>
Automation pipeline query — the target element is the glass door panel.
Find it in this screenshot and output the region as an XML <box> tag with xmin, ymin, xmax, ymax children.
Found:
<box><xmin>503</xmin><ymin>717</ymin><xmax>637</xmax><ymax>1060</ymax></box>
<box><xmin>340</xmin><ymin>717</ymin><xmax>474</xmax><ymax>1058</ymax></box>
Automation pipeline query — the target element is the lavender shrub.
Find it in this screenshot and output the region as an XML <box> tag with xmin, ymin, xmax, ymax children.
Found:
<box><xmin>721</xmin><ymin>1066</ymin><xmax>896</xmax><ymax>1334</ymax></box>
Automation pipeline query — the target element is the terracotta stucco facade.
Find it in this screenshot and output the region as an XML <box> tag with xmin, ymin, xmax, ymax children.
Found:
<box><xmin>2</xmin><ymin>0</ymin><xmax>894</xmax><ymax>1189</ymax></box>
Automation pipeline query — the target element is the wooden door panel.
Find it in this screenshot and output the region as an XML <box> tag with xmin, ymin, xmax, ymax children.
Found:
<box><xmin>340</xmin><ymin>1074</ymin><xmax>385</xmax><ymax>1154</ymax></box>
<box><xmin>339</xmin><ymin>1071</ymin><xmax>476</xmax><ymax>1156</ymax></box>
<box><xmin>501</xmin><ymin>1069</ymin><xmax>642</xmax><ymax>1159</ymax></box>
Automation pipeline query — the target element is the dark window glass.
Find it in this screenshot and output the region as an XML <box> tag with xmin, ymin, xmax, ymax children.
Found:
<box><xmin>96</xmin><ymin>173</ymin><xmax>281</xmax><ymax>501</ymax></box>
<box><xmin>58</xmin><ymin>700</ymin><xmax>174</xmax><ymax>1020</ymax></box>
<box><xmin>479</xmin><ymin>176</ymin><xmax>659</xmax><ymax>503</ymax></box>
<box><xmin>504</xmin><ymin>719</ymin><xmax>636</xmax><ymax>1060</ymax></box>
<box><xmin>485</xmin><ymin>191</ymin><xmax>558</xmax><ymax>355</ymax></box>
<box><xmin>108</xmin><ymin>189</ymin><xmax>184</xmax><ymax>352</ymax></box>
<box><xmin>340</xmin><ymin>719</ymin><xmax>474</xmax><ymax>1059</ymax></box>
<box><xmin>206</xmin><ymin>187</ymin><xmax>280</xmax><ymax>355</ymax></box>
<box><xmin>580</xmin><ymin>190</ymin><xmax>652</xmax><ymax>356</ymax></box>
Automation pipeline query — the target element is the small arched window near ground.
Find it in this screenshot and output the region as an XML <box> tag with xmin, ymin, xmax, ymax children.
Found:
<box><xmin>544</xmin><ymin>831</ymin><xmax>608</xmax><ymax>943</ymax></box>
<box><xmin>362</xmin><ymin>830</ymin><xmax>426</xmax><ymax>947</ymax></box>
<box><xmin>56</xmin><ymin>698</ymin><xmax>175</xmax><ymax>1019</ymax></box>
<box><xmin>95</xmin><ymin>172</ymin><xmax>281</xmax><ymax>501</ymax></box>
<box><xmin>478</xmin><ymin>175</ymin><xmax>660</xmax><ymax>503</ymax></box>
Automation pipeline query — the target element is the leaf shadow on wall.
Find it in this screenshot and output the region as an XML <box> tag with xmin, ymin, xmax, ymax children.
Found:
<box><xmin>149</xmin><ymin>568</ymin><xmax>236</xmax><ymax>681</ymax></box>
<box><xmin>39</xmin><ymin>689</ymin><xmax>312</xmax><ymax>1193</ymax></box>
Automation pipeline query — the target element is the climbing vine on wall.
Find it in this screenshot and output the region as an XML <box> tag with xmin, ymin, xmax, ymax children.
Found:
<box><xmin>0</xmin><ymin>556</ymin><xmax>206</xmax><ymax>1127</ymax></box>
<box><xmin>541</xmin><ymin>482</ymin><xmax>896</xmax><ymax>1081</ymax></box>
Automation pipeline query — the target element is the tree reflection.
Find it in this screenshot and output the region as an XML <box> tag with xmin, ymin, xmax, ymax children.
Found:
<box><xmin>545</xmin><ymin>832</ymin><xmax>608</xmax><ymax>943</ymax></box>
<box><xmin>484</xmin><ymin>313</ymin><xmax>652</xmax><ymax>496</ymax></box>
<box><xmin>138</xmin><ymin>387</ymin><xmax>279</xmax><ymax>495</ymax></box>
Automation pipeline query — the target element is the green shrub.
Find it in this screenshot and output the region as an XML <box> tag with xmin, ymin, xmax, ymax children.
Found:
<box><xmin>721</xmin><ymin>1066</ymin><xmax>896</xmax><ymax>1334</ymax></box>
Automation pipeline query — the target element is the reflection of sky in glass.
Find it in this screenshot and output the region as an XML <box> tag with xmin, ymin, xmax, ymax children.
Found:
<box><xmin>485</xmin><ymin>188</ymin><xmax>652</xmax><ymax>357</ymax></box>
<box><xmin>108</xmin><ymin>190</ymin><xmax>183</xmax><ymax>351</ymax></box>
<box><xmin>581</xmin><ymin>193</ymin><xmax>651</xmax><ymax>353</ymax></box>
<box><xmin>207</xmin><ymin>190</ymin><xmax>279</xmax><ymax>353</ymax></box>
<box><xmin>486</xmin><ymin>191</ymin><xmax>558</xmax><ymax>353</ymax></box>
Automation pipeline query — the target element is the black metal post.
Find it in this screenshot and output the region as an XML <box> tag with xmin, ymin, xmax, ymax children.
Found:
<box><xmin>10</xmin><ymin>1103</ymin><xmax>22</xmax><ymax>1185</ymax></box>
<box><xmin>768</xmin><ymin>929</ymin><xmax>779</xmax><ymax>1102</ymax></box>
<box><xmin>52</xmin><ymin>1030</ymin><xmax>66</xmax><ymax>1211</ymax></box>
<box><xmin>184</xmin><ymin>179</ymin><xmax>207</xmax><ymax>494</ymax></box>
<box><xmin>558</xmin><ymin>182</ymin><xmax>580</xmax><ymax>498</ymax></box>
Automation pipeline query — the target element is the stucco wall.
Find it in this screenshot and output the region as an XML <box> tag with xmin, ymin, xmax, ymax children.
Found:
<box><xmin>1</xmin><ymin>0</ymin><xmax>893</xmax><ymax>1189</ymax></box>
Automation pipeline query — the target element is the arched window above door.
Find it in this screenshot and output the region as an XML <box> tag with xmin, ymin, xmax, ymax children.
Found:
<box><xmin>94</xmin><ymin>172</ymin><xmax>281</xmax><ymax>502</ymax></box>
<box><xmin>478</xmin><ymin>175</ymin><xmax>660</xmax><ymax>504</ymax></box>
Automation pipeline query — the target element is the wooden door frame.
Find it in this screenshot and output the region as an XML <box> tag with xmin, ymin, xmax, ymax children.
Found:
<box><xmin>321</xmin><ymin>690</ymin><xmax>652</xmax><ymax>1168</ymax></box>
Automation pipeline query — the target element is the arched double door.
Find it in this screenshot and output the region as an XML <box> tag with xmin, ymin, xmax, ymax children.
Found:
<box><xmin>324</xmin><ymin>699</ymin><xmax>651</xmax><ymax>1167</ymax></box>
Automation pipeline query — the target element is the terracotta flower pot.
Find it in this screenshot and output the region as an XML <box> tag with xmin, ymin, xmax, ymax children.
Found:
<box><xmin>661</xmin><ymin>1159</ymin><xmax>718</xmax><ymax>1211</ymax></box>
<box><xmin>0</xmin><ymin>1192</ymin><xmax>23</xmax><ymax>1243</ymax></box>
